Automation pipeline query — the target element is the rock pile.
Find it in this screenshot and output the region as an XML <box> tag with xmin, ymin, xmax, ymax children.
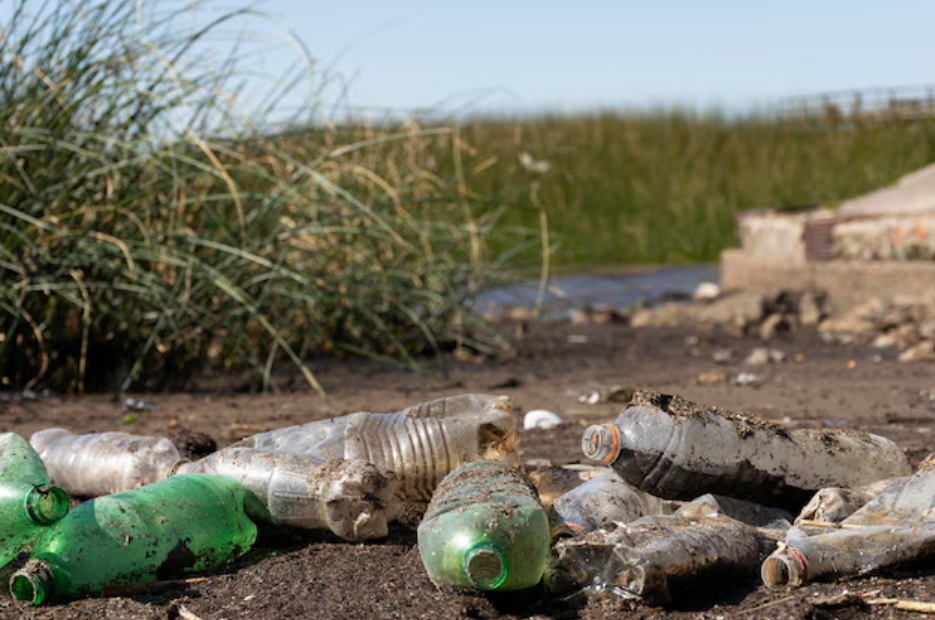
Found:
<box><xmin>628</xmin><ymin>288</ymin><xmax>935</xmax><ymax>362</ymax></box>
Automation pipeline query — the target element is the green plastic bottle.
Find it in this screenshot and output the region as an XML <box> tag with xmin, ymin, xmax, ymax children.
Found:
<box><xmin>417</xmin><ymin>460</ymin><xmax>550</xmax><ymax>592</ymax></box>
<box><xmin>0</xmin><ymin>433</ymin><xmax>69</xmax><ymax>569</ymax></box>
<box><xmin>10</xmin><ymin>474</ymin><xmax>257</xmax><ymax>605</ymax></box>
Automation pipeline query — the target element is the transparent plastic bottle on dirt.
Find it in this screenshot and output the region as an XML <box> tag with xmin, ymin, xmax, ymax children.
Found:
<box><xmin>547</xmin><ymin>500</ymin><xmax>786</xmax><ymax>606</ymax></box>
<box><xmin>418</xmin><ymin>460</ymin><xmax>550</xmax><ymax>592</ymax></box>
<box><xmin>29</xmin><ymin>428</ymin><xmax>187</xmax><ymax>497</ymax></box>
<box><xmin>9</xmin><ymin>474</ymin><xmax>257</xmax><ymax>606</ymax></box>
<box><xmin>0</xmin><ymin>433</ymin><xmax>69</xmax><ymax>569</ymax></box>
<box><xmin>794</xmin><ymin>476</ymin><xmax>906</xmax><ymax>525</ymax></box>
<box><xmin>176</xmin><ymin>448</ymin><xmax>401</xmax><ymax>542</ymax></box>
<box><xmin>763</xmin><ymin>455</ymin><xmax>935</xmax><ymax>588</ymax></box>
<box><xmin>231</xmin><ymin>394</ymin><xmax>517</xmax><ymax>500</ymax></box>
<box><xmin>581</xmin><ymin>390</ymin><xmax>912</xmax><ymax>510</ymax></box>
<box><xmin>526</xmin><ymin>464</ymin><xmax>610</xmax><ymax>511</ymax></box>
<box><xmin>548</xmin><ymin>471</ymin><xmax>677</xmax><ymax>538</ymax></box>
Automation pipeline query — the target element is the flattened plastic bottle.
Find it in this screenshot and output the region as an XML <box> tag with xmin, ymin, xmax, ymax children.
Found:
<box><xmin>231</xmin><ymin>394</ymin><xmax>518</xmax><ymax>500</ymax></box>
<box><xmin>418</xmin><ymin>460</ymin><xmax>550</xmax><ymax>592</ymax></box>
<box><xmin>794</xmin><ymin>477</ymin><xmax>906</xmax><ymax>525</ymax></box>
<box><xmin>548</xmin><ymin>471</ymin><xmax>676</xmax><ymax>538</ymax></box>
<box><xmin>0</xmin><ymin>433</ymin><xmax>69</xmax><ymax>569</ymax></box>
<box><xmin>547</xmin><ymin>497</ymin><xmax>786</xmax><ymax>605</ymax></box>
<box><xmin>29</xmin><ymin>428</ymin><xmax>187</xmax><ymax>497</ymax></box>
<box><xmin>763</xmin><ymin>457</ymin><xmax>935</xmax><ymax>588</ymax></box>
<box><xmin>177</xmin><ymin>448</ymin><xmax>401</xmax><ymax>541</ymax></box>
<box><xmin>9</xmin><ymin>474</ymin><xmax>257</xmax><ymax>605</ymax></box>
<box><xmin>581</xmin><ymin>390</ymin><xmax>911</xmax><ymax>510</ymax></box>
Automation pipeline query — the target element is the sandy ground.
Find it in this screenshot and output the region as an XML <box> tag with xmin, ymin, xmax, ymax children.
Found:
<box><xmin>1</xmin><ymin>319</ymin><xmax>934</xmax><ymax>619</ymax></box>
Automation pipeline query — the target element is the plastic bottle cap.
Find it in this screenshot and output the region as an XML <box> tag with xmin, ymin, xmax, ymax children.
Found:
<box><xmin>581</xmin><ymin>424</ymin><xmax>620</xmax><ymax>463</ymax></box>
<box><xmin>23</xmin><ymin>485</ymin><xmax>69</xmax><ymax>525</ymax></box>
<box><xmin>464</xmin><ymin>543</ymin><xmax>508</xmax><ymax>590</ymax></box>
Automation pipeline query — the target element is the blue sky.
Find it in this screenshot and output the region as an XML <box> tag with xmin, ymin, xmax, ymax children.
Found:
<box><xmin>249</xmin><ymin>0</ymin><xmax>935</xmax><ymax>116</ymax></box>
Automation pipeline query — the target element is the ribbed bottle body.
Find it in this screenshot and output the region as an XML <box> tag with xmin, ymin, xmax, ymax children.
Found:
<box><xmin>418</xmin><ymin>460</ymin><xmax>549</xmax><ymax>591</ymax></box>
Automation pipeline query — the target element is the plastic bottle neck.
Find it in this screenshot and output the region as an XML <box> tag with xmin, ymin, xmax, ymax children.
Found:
<box><xmin>23</xmin><ymin>484</ymin><xmax>69</xmax><ymax>526</ymax></box>
<box><xmin>581</xmin><ymin>424</ymin><xmax>620</xmax><ymax>463</ymax></box>
<box><xmin>463</xmin><ymin>542</ymin><xmax>509</xmax><ymax>590</ymax></box>
<box><xmin>10</xmin><ymin>559</ymin><xmax>54</xmax><ymax>605</ymax></box>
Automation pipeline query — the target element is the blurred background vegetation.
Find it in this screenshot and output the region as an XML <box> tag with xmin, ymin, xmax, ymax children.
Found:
<box><xmin>3</xmin><ymin>0</ymin><xmax>935</xmax><ymax>393</ymax></box>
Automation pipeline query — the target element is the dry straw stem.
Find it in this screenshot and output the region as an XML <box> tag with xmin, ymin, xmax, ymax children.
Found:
<box><xmin>865</xmin><ymin>597</ymin><xmax>935</xmax><ymax>613</ymax></box>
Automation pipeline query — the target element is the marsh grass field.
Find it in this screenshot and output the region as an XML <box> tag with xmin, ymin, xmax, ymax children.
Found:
<box><xmin>3</xmin><ymin>0</ymin><xmax>935</xmax><ymax>395</ymax></box>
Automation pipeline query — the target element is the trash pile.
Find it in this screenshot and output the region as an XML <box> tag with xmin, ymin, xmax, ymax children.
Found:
<box><xmin>1</xmin><ymin>390</ymin><xmax>929</xmax><ymax>610</ymax></box>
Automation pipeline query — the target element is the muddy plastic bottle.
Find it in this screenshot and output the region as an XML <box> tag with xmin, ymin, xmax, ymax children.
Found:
<box><xmin>0</xmin><ymin>434</ymin><xmax>69</xmax><ymax>569</ymax></box>
<box><xmin>9</xmin><ymin>474</ymin><xmax>257</xmax><ymax>605</ymax></box>
<box><xmin>581</xmin><ymin>390</ymin><xmax>911</xmax><ymax>510</ymax></box>
<box><xmin>177</xmin><ymin>448</ymin><xmax>401</xmax><ymax>541</ymax></box>
<box><xmin>763</xmin><ymin>460</ymin><xmax>935</xmax><ymax>587</ymax></box>
<box><xmin>231</xmin><ymin>394</ymin><xmax>517</xmax><ymax>500</ymax></box>
<box><xmin>547</xmin><ymin>511</ymin><xmax>781</xmax><ymax>606</ymax></box>
<box><xmin>549</xmin><ymin>471</ymin><xmax>677</xmax><ymax>538</ymax></box>
<box><xmin>526</xmin><ymin>464</ymin><xmax>610</xmax><ymax>511</ymax></box>
<box><xmin>794</xmin><ymin>477</ymin><xmax>906</xmax><ymax>525</ymax></box>
<box><xmin>418</xmin><ymin>460</ymin><xmax>550</xmax><ymax>592</ymax></box>
<box><xmin>29</xmin><ymin>428</ymin><xmax>187</xmax><ymax>497</ymax></box>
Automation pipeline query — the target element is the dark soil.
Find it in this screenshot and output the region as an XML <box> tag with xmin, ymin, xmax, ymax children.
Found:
<box><xmin>2</xmin><ymin>319</ymin><xmax>935</xmax><ymax>619</ymax></box>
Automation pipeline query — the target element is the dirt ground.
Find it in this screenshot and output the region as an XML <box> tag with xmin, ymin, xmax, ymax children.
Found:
<box><xmin>2</xmin><ymin>318</ymin><xmax>935</xmax><ymax>620</ymax></box>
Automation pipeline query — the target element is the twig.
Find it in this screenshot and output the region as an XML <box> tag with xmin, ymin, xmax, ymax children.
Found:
<box><xmin>866</xmin><ymin>597</ymin><xmax>935</xmax><ymax>613</ymax></box>
<box><xmin>178</xmin><ymin>605</ymin><xmax>205</xmax><ymax>620</ymax></box>
<box><xmin>739</xmin><ymin>594</ymin><xmax>798</xmax><ymax>614</ymax></box>
<box><xmin>797</xmin><ymin>519</ymin><xmax>867</xmax><ymax>529</ymax></box>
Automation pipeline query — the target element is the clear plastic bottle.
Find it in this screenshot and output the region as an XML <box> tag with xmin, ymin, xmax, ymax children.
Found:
<box><xmin>581</xmin><ymin>390</ymin><xmax>911</xmax><ymax>510</ymax></box>
<box><xmin>231</xmin><ymin>394</ymin><xmax>518</xmax><ymax>500</ymax></box>
<box><xmin>763</xmin><ymin>461</ymin><xmax>935</xmax><ymax>587</ymax></box>
<box><xmin>177</xmin><ymin>448</ymin><xmax>401</xmax><ymax>542</ymax></box>
<box><xmin>29</xmin><ymin>428</ymin><xmax>187</xmax><ymax>497</ymax></box>
<box><xmin>527</xmin><ymin>464</ymin><xmax>610</xmax><ymax>511</ymax></box>
<box><xmin>418</xmin><ymin>459</ymin><xmax>550</xmax><ymax>592</ymax></box>
<box><xmin>0</xmin><ymin>433</ymin><xmax>69</xmax><ymax>569</ymax></box>
<box><xmin>548</xmin><ymin>471</ymin><xmax>677</xmax><ymax>538</ymax></box>
<box><xmin>794</xmin><ymin>476</ymin><xmax>905</xmax><ymax>525</ymax></box>
<box><xmin>547</xmin><ymin>503</ymin><xmax>783</xmax><ymax>606</ymax></box>
<box><xmin>9</xmin><ymin>474</ymin><xmax>257</xmax><ymax>605</ymax></box>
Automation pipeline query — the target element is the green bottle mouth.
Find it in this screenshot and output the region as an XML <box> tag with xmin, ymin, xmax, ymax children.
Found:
<box><xmin>463</xmin><ymin>542</ymin><xmax>508</xmax><ymax>591</ymax></box>
<box><xmin>23</xmin><ymin>484</ymin><xmax>69</xmax><ymax>525</ymax></box>
<box><xmin>10</xmin><ymin>561</ymin><xmax>52</xmax><ymax>606</ymax></box>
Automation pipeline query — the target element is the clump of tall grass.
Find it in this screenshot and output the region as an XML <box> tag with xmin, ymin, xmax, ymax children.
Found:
<box><xmin>0</xmin><ymin>0</ymin><xmax>534</xmax><ymax>393</ymax></box>
<box><xmin>442</xmin><ymin>110</ymin><xmax>935</xmax><ymax>267</ymax></box>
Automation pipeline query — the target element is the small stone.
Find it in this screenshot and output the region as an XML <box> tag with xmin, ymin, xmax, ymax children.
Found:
<box><xmin>899</xmin><ymin>340</ymin><xmax>935</xmax><ymax>362</ymax></box>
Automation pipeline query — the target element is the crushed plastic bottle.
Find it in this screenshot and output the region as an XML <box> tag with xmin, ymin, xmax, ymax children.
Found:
<box><xmin>549</xmin><ymin>471</ymin><xmax>677</xmax><ymax>538</ymax></box>
<box><xmin>231</xmin><ymin>394</ymin><xmax>518</xmax><ymax>500</ymax></box>
<box><xmin>795</xmin><ymin>476</ymin><xmax>906</xmax><ymax>525</ymax></box>
<box><xmin>547</xmin><ymin>497</ymin><xmax>787</xmax><ymax>606</ymax></box>
<box><xmin>9</xmin><ymin>474</ymin><xmax>257</xmax><ymax>605</ymax></box>
<box><xmin>763</xmin><ymin>456</ymin><xmax>935</xmax><ymax>588</ymax></box>
<box><xmin>0</xmin><ymin>433</ymin><xmax>69</xmax><ymax>569</ymax></box>
<box><xmin>177</xmin><ymin>448</ymin><xmax>401</xmax><ymax>542</ymax></box>
<box><xmin>29</xmin><ymin>428</ymin><xmax>187</xmax><ymax>497</ymax></box>
<box><xmin>581</xmin><ymin>390</ymin><xmax>911</xmax><ymax>510</ymax></box>
<box><xmin>527</xmin><ymin>464</ymin><xmax>609</xmax><ymax>510</ymax></box>
<box><xmin>418</xmin><ymin>459</ymin><xmax>550</xmax><ymax>592</ymax></box>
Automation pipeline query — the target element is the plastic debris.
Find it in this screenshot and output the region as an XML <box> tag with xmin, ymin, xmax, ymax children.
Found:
<box><xmin>418</xmin><ymin>460</ymin><xmax>550</xmax><ymax>592</ymax></box>
<box><xmin>795</xmin><ymin>477</ymin><xmax>907</xmax><ymax>525</ymax></box>
<box><xmin>0</xmin><ymin>433</ymin><xmax>69</xmax><ymax>569</ymax></box>
<box><xmin>229</xmin><ymin>394</ymin><xmax>518</xmax><ymax>500</ymax></box>
<box><xmin>763</xmin><ymin>456</ymin><xmax>935</xmax><ymax>588</ymax></box>
<box><xmin>526</xmin><ymin>464</ymin><xmax>610</xmax><ymax>510</ymax></box>
<box><xmin>178</xmin><ymin>450</ymin><xmax>400</xmax><ymax>542</ymax></box>
<box><xmin>547</xmin><ymin>497</ymin><xmax>785</xmax><ymax>606</ymax></box>
<box><xmin>524</xmin><ymin>409</ymin><xmax>563</xmax><ymax>430</ymax></box>
<box><xmin>30</xmin><ymin>428</ymin><xmax>188</xmax><ymax>497</ymax></box>
<box><xmin>549</xmin><ymin>471</ymin><xmax>677</xmax><ymax>537</ymax></box>
<box><xmin>581</xmin><ymin>390</ymin><xmax>912</xmax><ymax>511</ymax></box>
<box><xmin>9</xmin><ymin>474</ymin><xmax>257</xmax><ymax>605</ymax></box>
